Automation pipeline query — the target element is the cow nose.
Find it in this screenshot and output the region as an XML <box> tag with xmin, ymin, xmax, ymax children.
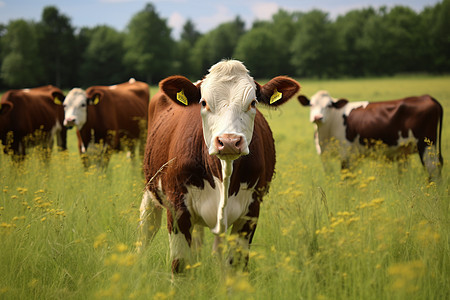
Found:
<box><xmin>64</xmin><ymin>117</ymin><xmax>76</xmax><ymax>127</ymax></box>
<box><xmin>313</xmin><ymin>115</ymin><xmax>323</xmax><ymax>122</ymax></box>
<box><xmin>215</xmin><ymin>134</ymin><xmax>244</xmax><ymax>155</ymax></box>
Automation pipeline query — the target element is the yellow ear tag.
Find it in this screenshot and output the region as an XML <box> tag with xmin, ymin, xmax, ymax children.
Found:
<box><xmin>93</xmin><ymin>96</ymin><xmax>100</xmax><ymax>105</ymax></box>
<box><xmin>270</xmin><ymin>89</ymin><xmax>283</xmax><ymax>104</ymax></box>
<box><xmin>54</xmin><ymin>96</ymin><xmax>62</xmax><ymax>105</ymax></box>
<box><xmin>176</xmin><ymin>90</ymin><xmax>188</xmax><ymax>106</ymax></box>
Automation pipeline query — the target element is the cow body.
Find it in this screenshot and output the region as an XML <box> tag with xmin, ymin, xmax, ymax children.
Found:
<box><xmin>62</xmin><ymin>79</ymin><xmax>149</xmax><ymax>167</ymax></box>
<box><xmin>139</xmin><ymin>60</ymin><xmax>300</xmax><ymax>273</ymax></box>
<box><xmin>298</xmin><ymin>91</ymin><xmax>443</xmax><ymax>179</ymax></box>
<box><xmin>0</xmin><ymin>85</ymin><xmax>67</xmax><ymax>158</ymax></box>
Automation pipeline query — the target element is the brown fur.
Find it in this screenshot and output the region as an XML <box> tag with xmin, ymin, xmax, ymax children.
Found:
<box><xmin>0</xmin><ymin>85</ymin><xmax>66</xmax><ymax>157</ymax></box>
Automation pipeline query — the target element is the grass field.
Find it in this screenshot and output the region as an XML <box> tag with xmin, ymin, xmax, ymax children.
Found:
<box><xmin>1</xmin><ymin>76</ymin><xmax>449</xmax><ymax>299</ymax></box>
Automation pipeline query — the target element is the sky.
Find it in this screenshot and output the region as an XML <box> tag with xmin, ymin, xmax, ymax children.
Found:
<box><xmin>0</xmin><ymin>0</ymin><xmax>442</xmax><ymax>39</ymax></box>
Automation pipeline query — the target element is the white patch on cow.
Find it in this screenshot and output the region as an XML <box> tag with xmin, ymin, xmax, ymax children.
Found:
<box><xmin>47</xmin><ymin>121</ymin><xmax>61</xmax><ymax>149</ymax></box>
<box><xmin>109</xmin><ymin>85</ymin><xmax>117</xmax><ymax>90</ymax></box>
<box><xmin>128</xmin><ymin>78</ymin><xmax>136</xmax><ymax>84</ymax></box>
<box><xmin>63</xmin><ymin>88</ymin><xmax>88</xmax><ymax>129</ymax></box>
<box><xmin>21</xmin><ymin>88</ymin><xmax>30</xmax><ymax>93</ymax></box>
<box><xmin>309</xmin><ymin>90</ymin><xmax>368</xmax><ymax>156</ymax></box>
<box><xmin>169</xmin><ymin>232</ymin><xmax>192</xmax><ymax>266</ymax></box>
<box><xmin>138</xmin><ymin>190</ymin><xmax>162</xmax><ymax>252</ymax></box>
<box><xmin>184</xmin><ymin>177</ymin><xmax>256</xmax><ymax>233</ymax></box>
<box><xmin>200</xmin><ymin>60</ymin><xmax>257</xmax><ymax>157</ymax></box>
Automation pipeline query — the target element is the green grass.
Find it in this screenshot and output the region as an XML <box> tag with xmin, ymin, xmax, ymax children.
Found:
<box><xmin>1</xmin><ymin>76</ymin><xmax>449</xmax><ymax>299</ymax></box>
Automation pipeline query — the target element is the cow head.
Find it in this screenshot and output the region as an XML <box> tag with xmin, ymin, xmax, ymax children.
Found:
<box><xmin>62</xmin><ymin>88</ymin><xmax>101</xmax><ymax>129</ymax></box>
<box><xmin>298</xmin><ymin>90</ymin><xmax>348</xmax><ymax>124</ymax></box>
<box><xmin>160</xmin><ymin>60</ymin><xmax>300</xmax><ymax>162</ymax></box>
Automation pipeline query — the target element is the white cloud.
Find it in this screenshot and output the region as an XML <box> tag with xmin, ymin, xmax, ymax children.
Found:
<box><xmin>0</xmin><ymin>1</ymin><xmax>5</xmax><ymax>8</ymax></box>
<box><xmin>168</xmin><ymin>12</ymin><xmax>185</xmax><ymax>39</ymax></box>
<box><xmin>196</xmin><ymin>4</ymin><xmax>234</xmax><ymax>32</ymax></box>
<box><xmin>251</xmin><ymin>2</ymin><xmax>279</xmax><ymax>20</ymax></box>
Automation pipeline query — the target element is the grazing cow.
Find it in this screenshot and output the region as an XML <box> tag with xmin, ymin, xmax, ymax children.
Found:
<box><xmin>0</xmin><ymin>85</ymin><xmax>67</xmax><ymax>158</ymax></box>
<box><xmin>61</xmin><ymin>79</ymin><xmax>149</xmax><ymax>167</ymax></box>
<box><xmin>138</xmin><ymin>60</ymin><xmax>300</xmax><ymax>273</ymax></box>
<box><xmin>298</xmin><ymin>91</ymin><xmax>443</xmax><ymax>180</ymax></box>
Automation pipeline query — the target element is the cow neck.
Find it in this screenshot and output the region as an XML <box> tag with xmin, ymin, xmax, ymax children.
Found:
<box><xmin>211</xmin><ymin>159</ymin><xmax>233</xmax><ymax>235</ymax></box>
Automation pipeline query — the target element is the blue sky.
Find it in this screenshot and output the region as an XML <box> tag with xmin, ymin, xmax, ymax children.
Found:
<box><xmin>0</xmin><ymin>0</ymin><xmax>442</xmax><ymax>39</ymax></box>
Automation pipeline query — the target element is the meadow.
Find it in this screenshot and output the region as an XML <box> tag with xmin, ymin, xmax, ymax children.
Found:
<box><xmin>0</xmin><ymin>76</ymin><xmax>449</xmax><ymax>299</ymax></box>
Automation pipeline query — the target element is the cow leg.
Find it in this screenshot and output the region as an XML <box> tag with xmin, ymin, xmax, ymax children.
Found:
<box><xmin>137</xmin><ymin>190</ymin><xmax>162</xmax><ymax>253</ymax></box>
<box><xmin>167</xmin><ymin>205</ymin><xmax>193</xmax><ymax>273</ymax></box>
<box><xmin>419</xmin><ymin>142</ymin><xmax>442</xmax><ymax>181</ymax></box>
<box><xmin>228</xmin><ymin>200</ymin><xmax>260</xmax><ymax>270</ymax></box>
<box><xmin>191</xmin><ymin>224</ymin><xmax>204</xmax><ymax>253</ymax></box>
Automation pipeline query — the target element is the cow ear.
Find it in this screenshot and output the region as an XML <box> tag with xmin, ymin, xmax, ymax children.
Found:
<box><xmin>256</xmin><ymin>76</ymin><xmax>300</xmax><ymax>106</ymax></box>
<box><xmin>297</xmin><ymin>95</ymin><xmax>310</xmax><ymax>106</ymax></box>
<box><xmin>0</xmin><ymin>101</ymin><xmax>13</xmax><ymax>115</ymax></box>
<box><xmin>332</xmin><ymin>99</ymin><xmax>348</xmax><ymax>109</ymax></box>
<box><xmin>86</xmin><ymin>89</ymin><xmax>103</xmax><ymax>105</ymax></box>
<box><xmin>52</xmin><ymin>91</ymin><xmax>65</xmax><ymax>105</ymax></box>
<box><xmin>160</xmin><ymin>75</ymin><xmax>200</xmax><ymax>106</ymax></box>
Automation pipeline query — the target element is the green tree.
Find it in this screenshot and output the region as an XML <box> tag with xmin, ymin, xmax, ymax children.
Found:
<box><xmin>334</xmin><ymin>8</ymin><xmax>376</xmax><ymax>76</ymax></box>
<box><xmin>427</xmin><ymin>0</ymin><xmax>450</xmax><ymax>72</ymax></box>
<box><xmin>124</xmin><ymin>3</ymin><xmax>174</xmax><ymax>83</ymax></box>
<box><xmin>79</xmin><ymin>25</ymin><xmax>126</xmax><ymax>86</ymax></box>
<box><xmin>1</xmin><ymin>20</ymin><xmax>44</xmax><ymax>87</ymax></box>
<box><xmin>234</xmin><ymin>27</ymin><xmax>279</xmax><ymax>78</ymax></box>
<box><xmin>290</xmin><ymin>10</ymin><xmax>338</xmax><ymax>78</ymax></box>
<box><xmin>37</xmin><ymin>6</ymin><xmax>77</xmax><ymax>87</ymax></box>
<box><xmin>175</xmin><ymin>20</ymin><xmax>201</xmax><ymax>79</ymax></box>
<box><xmin>191</xmin><ymin>17</ymin><xmax>245</xmax><ymax>77</ymax></box>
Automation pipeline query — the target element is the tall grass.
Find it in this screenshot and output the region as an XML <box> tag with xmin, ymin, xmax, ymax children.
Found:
<box><xmin>1</xmin><ymin>76</ymin><xmax>449</xmax><ymax>299</ymax></box>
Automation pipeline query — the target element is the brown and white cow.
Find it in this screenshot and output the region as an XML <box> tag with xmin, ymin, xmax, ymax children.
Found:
<box><xmin>61</xmin><ymin>79</ymin><xmax>149</xmax><ymax>167</ymax></box>
<box><xmin>138</xmin><ymin>60</ymin><xmax>300</xmax><ymax>273</ymax></box>
<box><xmin>298</xmin><ymin>91</ymin><xmax>443</xmax><ymax>180</ymax></box>
<box><xmin>0</xmin><ymin>85</ymin><xmax>67</xmax><ymax>158</ymax></box>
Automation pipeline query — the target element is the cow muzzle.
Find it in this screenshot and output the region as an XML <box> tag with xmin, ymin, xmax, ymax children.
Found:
<box><xmin>313</xmin><ymin>114</ymin><xmax>324</xmax><ymax>123</ymax></box>
<box><xmin>213</xmin><ymin>133</ymin><xmax>248</xmax><ymax>160</ymax></box>
<box><xmin>64</xmin><ymin>117</ymin><xmax>76</xmax><ymax>129</ymax></box>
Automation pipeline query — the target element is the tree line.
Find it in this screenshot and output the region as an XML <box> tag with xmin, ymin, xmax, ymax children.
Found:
<box><xmin>0</xmin><ymin>1</ymin><xmax>449</xmax><ymax>89</ymax></box>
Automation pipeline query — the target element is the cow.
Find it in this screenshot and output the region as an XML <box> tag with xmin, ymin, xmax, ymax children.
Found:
<box><xmin>0</xmin><ymin>85</ymin><xmax>67</xmax><ymax>159</ymax></box>
<box><xmin>298</xmin><ymin>91</ymin><xmax>443</xmax><ymax>180</ymax></box>
<box><xmin>61</xmin><ymin>79</ymin><xmax>149</xmax><ymax>168</ymax></box>
<box><xmin>137</xmin><ymin>59</ymin><xmax>300</xmax><ymax>274</ymax></box>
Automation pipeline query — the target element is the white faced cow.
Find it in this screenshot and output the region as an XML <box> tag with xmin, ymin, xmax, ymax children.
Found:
<box><xmin>298</xmin><ymin>90</ymin><xmax>443</xmax><ymax>180</ymax></box>
<box><xmin>138</xmin><ymin>60</ymin><xmax>300</xmax><ymax>273</ymax></box>
<box><xmin>62</xmin><ymin>79</ymin><xmax>149</xmax><ymax>167</ymax></box>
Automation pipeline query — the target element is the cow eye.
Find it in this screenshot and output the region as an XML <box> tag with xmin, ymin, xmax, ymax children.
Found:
<box><xmin>247</xmin><ymin>99</ymin><xmax>257</xmax><ymax>111</ymax></box>
<box><xmin>199</xmin><ymin>99</ymin><xmax>210</xmax><ymax>111</ymax></box>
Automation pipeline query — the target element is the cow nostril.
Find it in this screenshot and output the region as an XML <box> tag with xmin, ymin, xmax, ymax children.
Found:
<box><xmin>235</xmin><ymin>137</ymin><xmax>241</xmax><ymax>147</ymax></box>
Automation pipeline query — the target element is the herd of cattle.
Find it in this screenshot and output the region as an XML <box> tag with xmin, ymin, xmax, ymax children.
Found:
<box><xmin>0</xmin><ymin>60</ymin><xmax>443</xmax><ymax>273</ymax></box>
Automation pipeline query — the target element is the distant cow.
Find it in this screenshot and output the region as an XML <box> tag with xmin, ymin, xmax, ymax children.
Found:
<box><xmin>62</xmin><ymin>79</ymin><xmax>149</xmax><ymax>167</ymax></box>
<box><xmin>138</xmin><ymin>60</ymin><xmax>300</xmax><ymax>273</ymax></box>
<box><xmin>298</xmin><ymin>91</ymin><xmax>443</xmax><ymax>179</ymax></box>
<box><xmin>0</xmin><ymin>85</ymin><xmax>67</xmax><ymax>158</ymax></box>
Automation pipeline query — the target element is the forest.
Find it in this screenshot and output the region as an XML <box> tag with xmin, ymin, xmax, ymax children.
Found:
<box><xmin>0</xmin><ymin>0</ymin><xmax>449</xmax><ymax>89</ymax></box>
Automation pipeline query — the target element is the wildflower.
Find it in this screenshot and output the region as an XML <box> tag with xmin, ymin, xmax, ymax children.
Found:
<box><xmin>94</xmin><ymin>233</ymin><xmax>108</xmax><ymax>249</ymax></box>
<box><xmin>116</xmin><ymin>243</ymin><xmax>128</xmax><ymax>252</ymax></box>
<box><xmin>185</xmin><ymin>262</ymin><xmax>202</xmax><ymax>270</ymax></box>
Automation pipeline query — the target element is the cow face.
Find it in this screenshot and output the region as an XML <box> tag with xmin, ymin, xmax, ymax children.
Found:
<box><xmin>298</xmin><ymin>90</ymin><xmax>348</xmax><ymax>124</ymax></box>
<box><xmin>160</xmin><ymin>60</ymin><xmax>300</xmax><ymax>162</ymax></box>
<box><xmin>62</xmin><ymin>88</ymin><xmax>89</xmax><ymax>129</ymax></box>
